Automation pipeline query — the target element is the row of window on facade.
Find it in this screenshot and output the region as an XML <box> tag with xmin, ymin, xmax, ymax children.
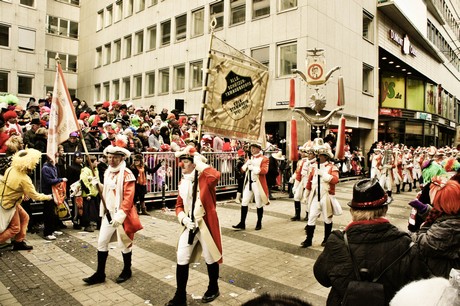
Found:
<box><xmin>0</xmin><ymin>0</ymin><xmax>79</xmax><ymax>8</ymax></box>
<box><xmin>427</xmin><ymin>20</ymin><xmax>460</xmax><ymax>72</ymax></box>
<box><xmin>0</xmin><ymin>24</ymin><xmax>36</xmax><ymax>52</ymax></box>
<box><xmin>97</xmin><ymin>0</ymin><xmax>296</xmax><ymax>34</ymax></box>
<box><xmin>0</xmin><ymin>72</ymin><xmax>77</xmax><ymax>97</ymax></box>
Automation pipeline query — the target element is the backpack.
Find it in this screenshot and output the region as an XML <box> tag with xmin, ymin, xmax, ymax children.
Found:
<box><xmin>341</xmin><ymin>232</ymin><xmax>414</xmax><ymax>306</ymax></box>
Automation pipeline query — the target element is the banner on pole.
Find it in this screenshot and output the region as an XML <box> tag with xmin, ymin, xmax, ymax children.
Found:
<box><xmin>201</xmin><ymin>35</ymin><xmax>269</xmax><ymax>142</ymax></box>
<box><xmin>47</xmin><ymin>63</ymin><xmax>79</xmax><ymax>162</ymax></box>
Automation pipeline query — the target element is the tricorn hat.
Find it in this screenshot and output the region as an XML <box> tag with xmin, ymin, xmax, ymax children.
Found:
<box><xmin>348</xmin><ymin>178</ymin><xmax>391</xmax><ymax>209</ymax></box>
<box><xmin>250</xmin><ymin>142</ymin><xmax>262</xmax><ymax>150</ymax></box>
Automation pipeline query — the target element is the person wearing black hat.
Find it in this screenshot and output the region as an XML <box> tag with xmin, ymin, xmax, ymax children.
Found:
<box><xmin>23</xmin><ymin>118</ymin><xmax>41</xmax><ymax>149</ymax></box>
<box><xmin>232</xmin><ymin>142</ymin><xmax>270</xmax><ymax>231</ymax></box>
<box><xmin>165</xmin><ymin>146</ymin><xmax>222</xmax><ymax>306</ymax></box>
<box><xmin>313</xmin><ymin>178</ymin><xmax>430</xmax><ymax>306</ymax></box>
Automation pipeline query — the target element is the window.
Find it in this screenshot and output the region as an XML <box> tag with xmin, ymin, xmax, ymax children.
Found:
<box><xmin>0</xmin><ymin>72</ymin><xmax>8</xmax><ymax>93</ymax></box>
<box><xmin>146</xmin><ymin>71</ymin><xmax>155</xmax><ymax>95</ymax></box>
<box><xmin>113</xmin><ymin>79</ymin><xmax>120</xmax><ymax>100</ymax></box>
<box><xmin>115</xmin><ymin>0</ymin><xmax>123</xmax><ymax>22</ymax></box>
<box><xmin>68</xmin><ymin>54</ymin><xmax>77</xmax><ymax>72</ymax></box>
<box><xmin>18</xmin><ymin>28</ymin><xmax>35</xmax><ymax>51</ymax></box>
<box><xmin>159</xmin><ymin>68</ymin><xmax>169</xmax><ymax>94</ymax></box>
<box><xmin>123</xmin><ymin>77</ymin><xmax>131</xmax><ymax>99</ymax></box>
<box><xmin>47</xmin><ymin>16</ymin><xmax>59</xmax><ymax>35</ymax></box>
<box><xmin>137</xmin><ymin>0</ymin><xmax>145</xmax><ymax>12</ymax></box>
<box><xmin>105</xmin><ymin>43</ymin><xmax>111</xmax><ymax>65</ymax></box>
<box><xmin>362</xmin><ymin>63</ymin><xmax>374</xmax><ymax>94</ymax></box>
<box><xmin>135</xmin><ymin>30</ymin><xmax>144</xmax><ymax>54</ymax></box>
<box><xmin>278</xmin><ymin>0</ymin><xmax>297</xmax><ymax>12</ymax></box>
<box><xmin>278</xmin><ymin>42</ymin><xmax>296</xmax><ymax>77</ymax></box>
<box><xmin>96</xmin><ymin>46</ymin><xmax>102</xmax><ymax>67</ymax></box>
<box><xmin>230</xmin><ymin>0</ymin><xmax>246</xmax><ymax>25</ymax></box>
<box><xmin>147</xmin><ymin>26</ymin><xmax>157</xmax><ymax>50</ymax></box>
<box><xmin>190</xmin><ymin>61</ymin><xmax>203</xmax><ymax>89</ymax></box>
<box><xmin>95</xmin><ymin>84</ymin><xmax>101</xmax><ymax>101</ymax></box>
<box><xmin>253</xmin><ymin>0</ymin><xmax>270</xmax><ymax>19</ymax></box>
<box><xmin>0</xmin><ymin>24</ymin><xmax>10</xmax><ymax>47</ymax></box>
<box><xmin>161</xmin><ymin>20</ymin><xmax>171</xmax><ymax>46</ymax></box>
<box><xmin>46</xmin><ymin>51</ymin><xmax>57</xmax><ymax>70</ymax></box>
<box><xmin>363</xmin><ymin>10</ymin><xmax>374</xmax><ymax>42</ymax></box>
<box><xmin>191</xmin><ymin>8</ymin><xmax>204</xmax><ymax>37</ymax></box>
<box><xmin>106</xmin><ymin>5</ymin><xmax>113</xmax><ymax>27</ymax></box>
<box><xmin>114</xmin><ymin>39</ymin><xmax>121</xmax><ymax>61</ymax></box>
<box><xmin>18</xmin><ymin>75</ymin><xmax>33</xmax><ymax>95</ymax></box>
<box><xmin>97</xmin><ymin>10</ymin><xmax>104</xmax><ymax>31</ymax></box>
<box><xmin>176</xmin><ymin>14</ymin><xmax>187</xmax><ymax>42</ymax></box>
<box><xmin>134</xmin><ymin>74</ymin><xmax>142</xmax><ymax>97</ymax></box>
<box><xmin>103</xmin><ymin>82</ymin><xmax>110</xmax><ymax>100</ymax></box>
<box><xmin>126</xmin><ymin>0</ymin><xmax>133</xmax><ymax>17</ymax></box>
<box><xmin>174</xmin><ymin>65</ymin><xmax>185</xmax><ymax>92</ymax></box>
<box><xmin>124</xmin><ymin>35</ymin><xmax>132</xmax><ymax>58</ymax></box>
<box><xmin>20</xmin><ymin>0</ymin><xmax>34</xmax><ymax>7</ymax></box>
<box><xmin>69</xmin><ymin>21</ymin><xmax>78</xmax><ymax>38</ymax></box>
<box><xmin>251</xmin><ymin>46</ymin><xmax>269</xmax><ymax>67</ymax></box>
<box><xmin>210</xmin><ymin>1</ymin><xmax>224</xmax><ymax>31</ymax></box>
<box><xmin>149</xmin><ymin>0</ymin><xmax>158</xmax><ymax>6</ymax></box>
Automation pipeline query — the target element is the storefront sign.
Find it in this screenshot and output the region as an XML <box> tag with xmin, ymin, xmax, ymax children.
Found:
<box><xmin>389</xmin><ymin>30</ymin><xmax>417</xmax><ymax>57</ymax></box>
<box><xmin>276</xmin><ymin>101</ymin><xmax>289</xmax><ymax>106</ymax></box>
<box><xmin>381</xmin><ymin>75</ymin><xmax>405</xmax><ymax>108</ymax></box>
<box><xmin>415</xmin><ymin>112</ymin><xmax>432</xmax><ymax>121</ymax></box>
<box><xmin>450</xmin><ymin>121</ymin><xmax>456</xmax><ymax>128</ymax></box>
<box><xmin>439</xmin><ymin>118</ymin><xmax>446</xmax><ymax>125</ymax></box>
<box><xmin>379</xmin><ymin>108</ymin><xmax>402</xmax><ymax>117</ymax></box>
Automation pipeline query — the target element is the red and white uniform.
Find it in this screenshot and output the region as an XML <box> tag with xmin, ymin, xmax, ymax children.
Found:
<box><xmin>370</xmin><ymin>151</ymin><xmax>382</xmax><ymax>180</ymax></box>
<box><xmin>98</xmin><ymin>162</ymin><xmax>142</xmax><ymax>252</ymax></box>
<box><xmin>175</xmin><ymin>167</ymin><xmax>222</xmax><ymax>265</ymax></box>
<box><xmin>241</xmin><ymin>152</ymin><xmax>269</xmax><ymax>208</ymax></box>
<box><xmin>402</xmin><ymin>151</ymin><xmax>413</xmax><ymax>183</ymax></box>
<box><xmin>305</xmin><ymin>161</ymin><xmax>339</xmax><ymax>225</ymax></box>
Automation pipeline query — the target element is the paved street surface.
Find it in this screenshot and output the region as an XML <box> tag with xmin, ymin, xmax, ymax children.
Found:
<box><xmin>0</xmin><ymin>180</ymin><xmax>419</xmax><ymax>306</ymax></box>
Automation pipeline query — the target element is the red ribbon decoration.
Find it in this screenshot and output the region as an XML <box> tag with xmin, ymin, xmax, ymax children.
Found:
<box><xmin>290</xmin><ymin>119</ymin><xmax>298</xmax><ymax>161</ymax></box>
<box><xmin>289</xmin><ymin>78</ymin><xmax>295</xmax><ymax>108</ymax></box>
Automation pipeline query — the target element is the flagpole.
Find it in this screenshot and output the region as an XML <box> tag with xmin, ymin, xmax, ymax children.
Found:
<box><xmin>53</xmin><ymin>56</ymin><xmax>112</xmax><ymax>222</ymax></box>
<box><xmin>196</xmin><ymin>18</ymin><xmax>216</xmax><ymax>150</ymax></box>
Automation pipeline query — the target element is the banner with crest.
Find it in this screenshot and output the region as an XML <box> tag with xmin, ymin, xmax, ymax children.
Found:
<box><xmin>201</xmin><ymin>35</ymin><xmax>269</xmax><ymax>142</ymax></box>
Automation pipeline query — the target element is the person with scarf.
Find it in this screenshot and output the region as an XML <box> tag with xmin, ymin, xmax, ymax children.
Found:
<box><xmin>165</xmin><ymin>146</ymin><xmax>222</xmax><ymax>306</ymax></box>
<box><xmin>0</xmin><ymin>149</ymin><xmax>53</xmax><ymax>250</ymax></box>
<box><xmin>314</xmin><ymin>178</ymin><xmax>430</xmax><ymax>305</ymax></box>
<box><xmin>130</xmin><ymin>154</ymin><xmax>161</xmax><ymax>215</ymax></box>
<box><xmin>83</xmin><ymin>135</ymin><xmax>142</xmax><ymax>285</ymax></box>
<box><xmin>232</xmin><ymin>143</ymin><xmax>269</xmax><ymax>231</ymax></box>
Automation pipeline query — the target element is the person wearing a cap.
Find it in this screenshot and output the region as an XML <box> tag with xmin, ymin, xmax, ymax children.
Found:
<box><xmin>267</xmin><ymin>150</ymin><xmax>284</xmax><ymax>201</ymax></box>
<box><xmin>301</xmin><ymin>143</ymin><xmax>339</xmax><ymax>248</ymax></box>
<box><xmin>165</xmin><ymin>145</ymin><xmax>222</xmax><ymax>305</ymax></box>
<box><xmin>22</xmin><ymin>118</ymin><xmax>41</xmax><ymax>149</ymax></box>
<box><xmin>369</xmin><ymin>146</ymin><xmax>383</xmax><ymax>181</ymax></box>
<box><xmin>22</xmin><ymin>100</ymin><xmax>40</xmax><ymax>123</ymax></box>
<box><xmin>232</xmin><ymin>142</ymin><xmax>269</xmax><ymax>231</ymax></box>
<box><xmin>4</xmin><ymin>110</ymin><xmax>22</xmax><ymax>136</ymax></box>
<box><xmin>62</xmin><ymin>132</ymin><xmax>82</xmax><ymax>153</ymax></box>
<box><xmin>129</xmin><ymin>154</ymin><xmax>161</xmax><ymax>216</ymax></box>
<box><xmin>401</xmin><ymin>147</ymin><xmax>414</xmax><ymax>192</ymax></box>
<box><xmin>147</xmin><ymin>125</ymin><xmax>162</xmax><ymax>152</ymax></box>
<box><xmin>0</xmin><ymin>149</ymin><xmax>53</xmax><ymax>250</ymax></box>
<box><xmin>313</xmin><ymin>178</ymin><xmax>430</xmax><ymax>305</ymax></box>
<box><xmin>83</xmin><ymin>135</ymin><xmax>142</xmax><ymax>285</ymax></box>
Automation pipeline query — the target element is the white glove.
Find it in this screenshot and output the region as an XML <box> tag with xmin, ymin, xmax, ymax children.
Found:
<box><xmin>247</xmin><ymin>164</ymin><xmax>254</xmax><ymax>171</ymax></box>
<box><xmin>193</xmin><ymin>154</ymin><xmax>209</xmax><ymax>172</ymax></box>
<box><xmin>62</xmin><ymin>178</ymin><xmax>68</xmax><ymax>182</ymax></box>
<box><xmin>182</xmin><ymin>217</ymin><xmax>196</xmax><ymax>231</ymax></box>
<box><xmin>91</xmin><ymin>177</ymin><xmax>99</xmax><ymax>187</ymax></box>
<box><xmin>111</xmin><ymin>220</ymin><xmax>121</xmax><ymax>228</ymax></box>
<box><xmin>316</xmin><ymin>168</ymin><xmax>325</xmax><ymax>177</ymax></box>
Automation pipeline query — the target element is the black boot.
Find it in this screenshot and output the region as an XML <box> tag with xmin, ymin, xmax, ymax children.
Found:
<box><xmin>291</xmin><ymin>201</ymin><xmax>301</xmax><ymax>221</ymax></box>
<box><xmin>321</xmin><ymin>223</ymin><xmax>333</xmax><ymax>246</ymax></box>
<box><xmin>301</xmin><ymin>225</ymin><xmax>315</xmax><ymax>248</ymax></box>
<box><xmin>83</xmin><ymin>251</ymin><xmax>108</xmax><ymax>284</ymax></box>
<box><xmin>165</xmin><ymin>264</ymin><xmax>189</xmax><ymax>306</ymax></box>
<box><xmin>232</xmin><ymin>206</ymin><xmax>248</xmax><ymax>230</ymax></box>
<box><xmin>304</xmin><ymin>212</ymin><xmax>309</xmax><ymax>222</ymax></box>
<box><xmin>396</xmin><ymin>184</ymin><xmax>401</xmax><ymax>194</ymax></box>
<box><xmin>408</xmin><ymin>183</ymin><xmax>412</xmax><ymax>192</ymax></box>
<box><xmin>288</xmin><ymin>183</ymin><xmax>294</xmax><ymax>198</ymax></box>
<box><xmin>11</xmin><ymin>240</ymin><xmax>33</xmax><ymax>251</ymax></box>
<box><xmin>255</xmin><ymin>207</ymin><xmax>263</xmax><ymax>230</ymax></box>
<box><xmin>116</xmin><ymin>251</ymin><xmax>132</xmax><ymax>283</ymax></box>
<box><xmin>402</xmin><ymin>182</ymin><xmax>406</xmax><ymax>192</ymax></box>
<box><xmin>202</xmin><ymin>263</ymin><xmax>220</xmax><ymax>303</ymax></box>
<box><xmin>413</xmin><ymin>182</ymin><xmax>417</xmax><ymax>190</ymax></box>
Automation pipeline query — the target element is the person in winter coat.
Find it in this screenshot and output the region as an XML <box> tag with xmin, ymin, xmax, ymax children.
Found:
<box><xmin>409</xmin><ymin>176</ymin><xmax>460</xmax><ymax>278</ymax></box>
<box><xmin>313</xmin><ymin>178</ymin><xmax>430</xmax><ymax>306</ymax></box>
<box><xmin>80</xmin><ymin>155</ymin><xmax>100</xmax><ymax>232</ymax></box>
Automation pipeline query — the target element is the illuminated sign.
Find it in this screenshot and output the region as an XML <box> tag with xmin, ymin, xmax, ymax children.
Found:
<box><xmin>389</xmin><ymin>30</ymin><xmax>417</xmax><ymax>57</ymax></box>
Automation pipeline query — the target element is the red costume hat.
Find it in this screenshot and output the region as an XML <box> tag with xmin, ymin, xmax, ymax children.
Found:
<box><xmin>3</xmin><ymin>110</ymin><xmax>17</xmax><ymax>121</ymax></box>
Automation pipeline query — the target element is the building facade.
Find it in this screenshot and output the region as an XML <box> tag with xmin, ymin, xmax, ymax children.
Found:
<box><xmin>1</xmin><ymin>0</ymin><xmax>459</xmax><ymax>152</ymax></box>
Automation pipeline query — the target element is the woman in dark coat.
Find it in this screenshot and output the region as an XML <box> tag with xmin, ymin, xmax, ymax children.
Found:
<box><xmin>313</xmin><ymin>179</ymin><xmax>430</xmax><ymax>306</ymax></box>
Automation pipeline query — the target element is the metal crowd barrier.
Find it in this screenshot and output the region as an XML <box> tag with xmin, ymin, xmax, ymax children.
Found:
<box><xmin>0</xmin><ymin>151</ymin><xmax>239</xmax><ymax>216</ymax></box>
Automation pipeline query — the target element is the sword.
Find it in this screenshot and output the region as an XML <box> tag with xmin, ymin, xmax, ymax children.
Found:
<box><xmin>317</xmin><ymin>157</ymin><xmax>321</xmax><ymax>202</ymax></box>
<box><xmin>188</xmin><ymin>170</ymin><xmax>199</xmax><ymax>245</ymax></box>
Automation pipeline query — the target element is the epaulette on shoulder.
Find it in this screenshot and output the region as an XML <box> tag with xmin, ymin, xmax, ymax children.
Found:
<box><xmin>124</xmin><ymin>169</ymin><xmax>136</xmax><ymax>182</ymax></box>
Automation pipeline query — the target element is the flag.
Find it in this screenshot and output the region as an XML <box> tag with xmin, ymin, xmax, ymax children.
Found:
<box><xmin>201</xmin><ymin>35</ymin><xmax>269</xmax><ymax>142</ymax></box>
<box><xmin>47</xmin><ymin>63</ymin><xmax>79</xmax><ymax>163</ymax></box>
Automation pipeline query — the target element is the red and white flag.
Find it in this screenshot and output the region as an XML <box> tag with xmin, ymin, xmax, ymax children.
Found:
<box><xmin>47</xmin><ymin>63</ymin><xmax>79</xmax><ymax>163</ymax></box>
